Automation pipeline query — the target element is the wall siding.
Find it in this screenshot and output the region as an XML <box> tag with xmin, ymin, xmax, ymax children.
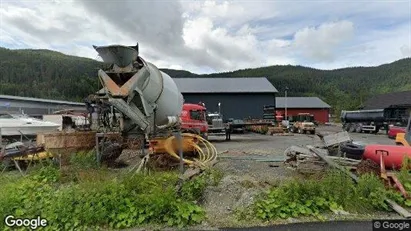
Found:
<box><xmin>182</xmin><ymin>93</ymin><xmax>276</xmax><ymax>120</ymax></box>
<box><xmin>275</xmin><ymin>108</ymin><xmax>330</xmax><ymax>123</ymax></box>
<box><xmin>0</xmin><ymin>98</ymin><xmax>85</xmax><ymax>116</ymax></box>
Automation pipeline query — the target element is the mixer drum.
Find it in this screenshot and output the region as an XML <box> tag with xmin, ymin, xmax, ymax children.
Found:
<box><xmin>142</xmin><ymin>62</ymin><xmax>184</xmax><ymax>126</ymax></box>
<box><xmin>93</xmin><ymin>44</ymin><xmax>183</xmax><ymax>133</ymax></box>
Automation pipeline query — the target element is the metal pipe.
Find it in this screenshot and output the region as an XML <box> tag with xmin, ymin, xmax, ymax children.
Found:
<box><xmin>174</xmin><ymin>132</ymin><xmax>184</xmax><ymax>174</ymax></box>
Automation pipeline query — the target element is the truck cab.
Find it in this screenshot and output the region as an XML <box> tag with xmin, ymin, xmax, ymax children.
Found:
<box><xmin>206</xmin><ymin>112</ymin><xmax>227</xmax><ymax>136</ymax></box>
<box><xmin>180</xmin><ymin>103</ymin><xmax>208</xmax><ymax>139</ymax></box>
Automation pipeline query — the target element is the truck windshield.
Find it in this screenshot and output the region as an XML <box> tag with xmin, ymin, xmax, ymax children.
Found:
<box><xmin>190</xmin><ymin>110</ymin><xmax>206</xmax><ymax>121</ymax></box>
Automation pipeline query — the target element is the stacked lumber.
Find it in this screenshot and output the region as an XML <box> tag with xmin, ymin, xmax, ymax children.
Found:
<box><xmin>266</xmin><ymin>126</ymin><xmax>284</xmax><ymax>135</ymax></box>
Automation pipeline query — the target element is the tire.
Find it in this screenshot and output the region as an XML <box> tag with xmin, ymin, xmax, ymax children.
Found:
<box><xmin>298</xmin><ymin>128</ymin><xmax>303</xmax><ymax>134</ymax></box>
<box><xmin>310</xmin><ymin>130</ymin><xmax>315</xmax><ymax>135</ymax></box>
<box><xmin>340</xmin><ymin>142</ymin><xmax>365</xmax><ymax>160</ymax></box>
<box><xmin>355</xmin><ymin>126</ymin><xmax>362</xmax><ymax>133</ymax></box>
<box><xmin>348</xmin><ymin>125</ymin><xmax>355</xmax><ymax>133</ymax></box>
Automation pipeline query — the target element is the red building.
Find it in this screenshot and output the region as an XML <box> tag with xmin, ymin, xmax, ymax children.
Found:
<box><xmin>275</xmin><ymin>97</ymin><xmax>331</xmax><ymax>124</ymax></box>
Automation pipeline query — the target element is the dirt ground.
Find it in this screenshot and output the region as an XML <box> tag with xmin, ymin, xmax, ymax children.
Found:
<box><xmin>197</xmin><ymin>125</ymin><xmax>402</xmax><ymax>228</ymax></box>
<box><xmin>103</xmin><ymin>125</ymin><xmax>404</xmax><ymax>230</ymax></box>
<box><xmin>209</xmin><ymin>124</ymin><xmax>395</xmax><ymax>182</ymax></box>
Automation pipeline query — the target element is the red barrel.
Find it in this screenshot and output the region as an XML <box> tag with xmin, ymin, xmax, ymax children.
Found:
<box><xmin>363</xmin><ymin>145</ymin><xmax>411</xmax><ymax>169</ymax></box>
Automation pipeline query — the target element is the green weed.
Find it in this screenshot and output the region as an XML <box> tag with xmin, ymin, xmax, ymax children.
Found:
<box><xmin>253</xmin><ymin>170</ymin><xmax>411</xmax><ymax>221</ymax></box>
<box><xmin>0</xmin><ymin>162</ymin><xmax>216</xmax><ymax>229</ymax></box>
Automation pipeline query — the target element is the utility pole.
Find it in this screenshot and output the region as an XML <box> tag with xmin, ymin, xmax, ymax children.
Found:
<box><xmin>285</xmin><ymin>87</ymin><xmax>289</xmax><ymax>121</ymax></box>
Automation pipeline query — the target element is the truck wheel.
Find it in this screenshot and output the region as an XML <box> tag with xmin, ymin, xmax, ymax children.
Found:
<box><xmin>348</xmin><ymin>126</ymin><xmax>355</xmax><ymax>133</ymax></box>
<box><xmin>310</xmin><ymin>130</ymin><xmax>315</xmax><ymax>135</ymax></box>
<box><xmin>340</xmin><ymin>142</ymin><xmax>365</xmax><ymax>160</ymax></box>
<box><xmin>355</xmin><ymin>126</ymin><xmax>362</xmax><ymax>133</ymax></box>
<box><xmin>298</xmin><ymin>128</ymin><xmax>303</xmax><ymax>134</ymax></box>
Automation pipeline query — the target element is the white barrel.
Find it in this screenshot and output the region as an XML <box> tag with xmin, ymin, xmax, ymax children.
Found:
<box><xmin>141</xmin><ymin>62</ymin><xmax>184</xmax><ymax>126</ymax></box>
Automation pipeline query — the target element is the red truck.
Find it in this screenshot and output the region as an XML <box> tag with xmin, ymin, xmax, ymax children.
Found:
<box><xmin>388</xmin><ymin>126</ymin><xmax>406</xmax><ymax>139</ymax></box>
<box><xmin>180</xmin><ymin>103</ymin><xmax>209</xmax><ymax>139</ymax></box>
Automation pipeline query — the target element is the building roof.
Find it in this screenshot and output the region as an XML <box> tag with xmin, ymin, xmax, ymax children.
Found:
<box><xmin>276</xmin><ymin>97</ymin><xmax>331</xmax><ymax>109</ymax></box>
<box><xmin>0</xmin><ymin>95</ymin><xmax>85</xmax><ymax>106</ymax></box>
<box><xmin>362</xmin><ymin>91</ymin><xmax>411</xmax><ymax>110</ymax></box>
<box><xmin>173</xmin><ymin>77</ymin><xmax>278</xmax><ymax>93</ymax></box>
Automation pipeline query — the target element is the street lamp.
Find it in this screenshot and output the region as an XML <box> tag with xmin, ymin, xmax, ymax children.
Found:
<box><xmin>285</xmin><ymin>87</ymin><xmax>289</xmax><ymax>122</ymax></box>
<box><xmin>218</xmin><ymin>102</ymin><xmax>221</xmax><ymax>115</ymax></box>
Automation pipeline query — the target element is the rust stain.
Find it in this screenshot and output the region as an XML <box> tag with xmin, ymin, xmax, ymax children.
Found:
<box><xmin>118</xmin><ymin>72</ymin><xmax>140</xmax><ymax>96</ymax></box>
<box><xmin>99</xmin><ymin>71</ymin><xmax>140</xmax><ymax>97</ymax></box>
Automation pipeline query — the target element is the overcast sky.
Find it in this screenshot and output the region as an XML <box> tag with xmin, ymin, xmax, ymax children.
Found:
<box><xmin>1</xmin><ymin>0</ymin><xmax>410</xmax><ymax>74</ymax></box>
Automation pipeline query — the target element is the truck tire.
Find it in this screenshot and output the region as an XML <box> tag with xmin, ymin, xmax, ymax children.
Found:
<box><xmin>339</xmin><ymin>142</ymin><xmax>365</xmax><ymax>160</ymax></box>
<box><xmin>348</xmin><ymin>125</ymin><xmax>356</xmax><ymax>133</ymax></box>
<box><xmin>310</xmin><ymin>130</ymin><xmax>315</xmax><ymax>135</ymax></box>
<box><xmin>355</xmin><ymin>125</ymin><xmax>362</xmax><ymax>133</ymax></box>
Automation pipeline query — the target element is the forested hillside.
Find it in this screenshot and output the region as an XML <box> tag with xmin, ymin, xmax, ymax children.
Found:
<box><xmin>0</xmin><ymin>47</ymin><xmax>410</xmax><ymax>114</ymax></box>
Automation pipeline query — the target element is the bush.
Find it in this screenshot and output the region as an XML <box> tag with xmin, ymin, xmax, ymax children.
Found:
<box><xmin>0</xmin><ymin>165</ymin><xmax>216</xmax><ymax>230</ymax></box>
<box><xmin>253</xmin><ymin>170</ymin><xmax>410</xmax><ymax>221</ymax></box>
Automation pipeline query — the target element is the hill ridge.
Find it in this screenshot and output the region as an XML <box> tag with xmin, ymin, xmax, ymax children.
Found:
<box><xmin>0</xmin><ymin>47</ymin><xmax>410</xmax><ymax>114</ymax></box>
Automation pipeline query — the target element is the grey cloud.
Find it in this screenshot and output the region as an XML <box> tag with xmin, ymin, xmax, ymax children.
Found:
<box><xmin>77</xmin><ymin>0</ymin><xmax>185</xmax><ymax>50</ymax></box>
<box><xmin>3</xmin><ymin>15</ymin><xmax>73</xmax><ymax>43</ymax></box>
<box><xmin>76</xmin><ymin>0</ymin><xmax>231</xmax><ymax>71</ymax></box>
<box><xmin>293</xmin><ymin>20</ymin><xmax>355</xmax><ymax>62</ymax></box>
<box><xmin>400</xmin><ymin>45</ymin><xmax>411</xmax><ymax>58</ymax></box>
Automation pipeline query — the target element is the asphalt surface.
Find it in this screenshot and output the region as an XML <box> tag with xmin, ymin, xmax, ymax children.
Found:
<box><xmin>220</xmin><ymin>220</ymin><xmax>373</xmax><ymax>231</ymax></box>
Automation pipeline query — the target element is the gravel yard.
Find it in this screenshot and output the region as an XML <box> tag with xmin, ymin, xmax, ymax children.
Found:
<box><xmin>200</xmin><ymin>125</ymin><xmax>400</xmax><ymax>228</ymax></box>
<box><xmin>208</xmin><ymin>125</ymin><xmax>396</xmax><ymax>180</ymax></box>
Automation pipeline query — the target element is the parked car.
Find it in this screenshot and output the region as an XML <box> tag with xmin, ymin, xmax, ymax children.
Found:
<box><xmin>388</xmin><ymin>126</ymin><xmax>406</xmax><ymax>139</ymax></box>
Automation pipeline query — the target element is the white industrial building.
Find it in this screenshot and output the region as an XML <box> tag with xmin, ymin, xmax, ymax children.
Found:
<box><xmin>0</xmin><ymin>95</ymin><xmax>86</xmax><ymax>117</ymax></box>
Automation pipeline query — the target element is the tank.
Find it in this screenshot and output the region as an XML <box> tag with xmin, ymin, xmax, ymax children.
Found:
<box><xmin>93</xmin><ymin>43</ymin><xmax>184</xmax><ymax>134</ymax></box>
<box><xmin>363</xmin><ymin>144</ymin><xmax>411</xmax><ymax>169</ymax></box>
<box><xmin>340</xmin><ymin>109</ymin><xmax>385</xmax><ymax>123</ymax></box>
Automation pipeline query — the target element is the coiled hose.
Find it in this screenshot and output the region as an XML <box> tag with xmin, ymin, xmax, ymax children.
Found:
<box><xmin>163</xmin><ymin>133</ymin><xmax>218</xmax><ymax>168</ymax></box>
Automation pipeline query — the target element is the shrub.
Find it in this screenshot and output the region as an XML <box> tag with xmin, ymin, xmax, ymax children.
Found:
<box><xmin>0</xmin><ymin>165</ymin><xmax>214</xmax><ymax>230</ymax></box>
<box><xmin>253</xmin><ymin>170</ymin><xmax>410</xmax><ymax>221</ymax></box>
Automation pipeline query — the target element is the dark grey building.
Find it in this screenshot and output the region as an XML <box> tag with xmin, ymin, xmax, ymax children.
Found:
<box><xmin>173</xmin><ymin>77</ymin><xmax>278</xmax><ymax>120</ymax></box>
<box><xmin>361</xmin><ymin>90</ymin><xmax>411</xmax><ymax>122</ymax></box>
<box><xmin>362</xmin><ymin>90</ymin><xmax>411</xmax><ymax>110</ymax></box>
<box><xmin>0</xmin><ymin>95</ymin><xmax>86</xmax><ymax>117</ymax></box>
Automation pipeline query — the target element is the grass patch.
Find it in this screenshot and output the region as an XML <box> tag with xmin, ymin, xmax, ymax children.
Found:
<box><xmin>0</xmin><ymin>158</ymin><xmax>221</xmax><ymax>230</ymax></box>
<box><xmin>249</xmin><ymin>170</ymin><xmax>411</xmax><ymax>221</ymax></box>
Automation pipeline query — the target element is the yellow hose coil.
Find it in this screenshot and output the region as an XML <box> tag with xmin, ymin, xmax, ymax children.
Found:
<box><xmin>163</xmin><ymin>133</ymin><xmax>218</xmax><ymax>168</ymax></box>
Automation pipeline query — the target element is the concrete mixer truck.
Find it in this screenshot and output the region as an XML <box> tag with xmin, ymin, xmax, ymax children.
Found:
<box><xmin>85</xmin><ymin>43</ymin><xmax>214</xmax><ymax>164</ymax></box>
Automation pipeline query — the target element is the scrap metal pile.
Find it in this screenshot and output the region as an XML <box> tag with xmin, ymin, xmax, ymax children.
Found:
<box><xmin>284</xmin><ymin>131</ymin><xmax>411</xmax><ymax>218</ymax></box>
<box><xmin>284</xmin><ymin>131</ymin><xmax>360</xmax><ymax>173</ymax></box>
